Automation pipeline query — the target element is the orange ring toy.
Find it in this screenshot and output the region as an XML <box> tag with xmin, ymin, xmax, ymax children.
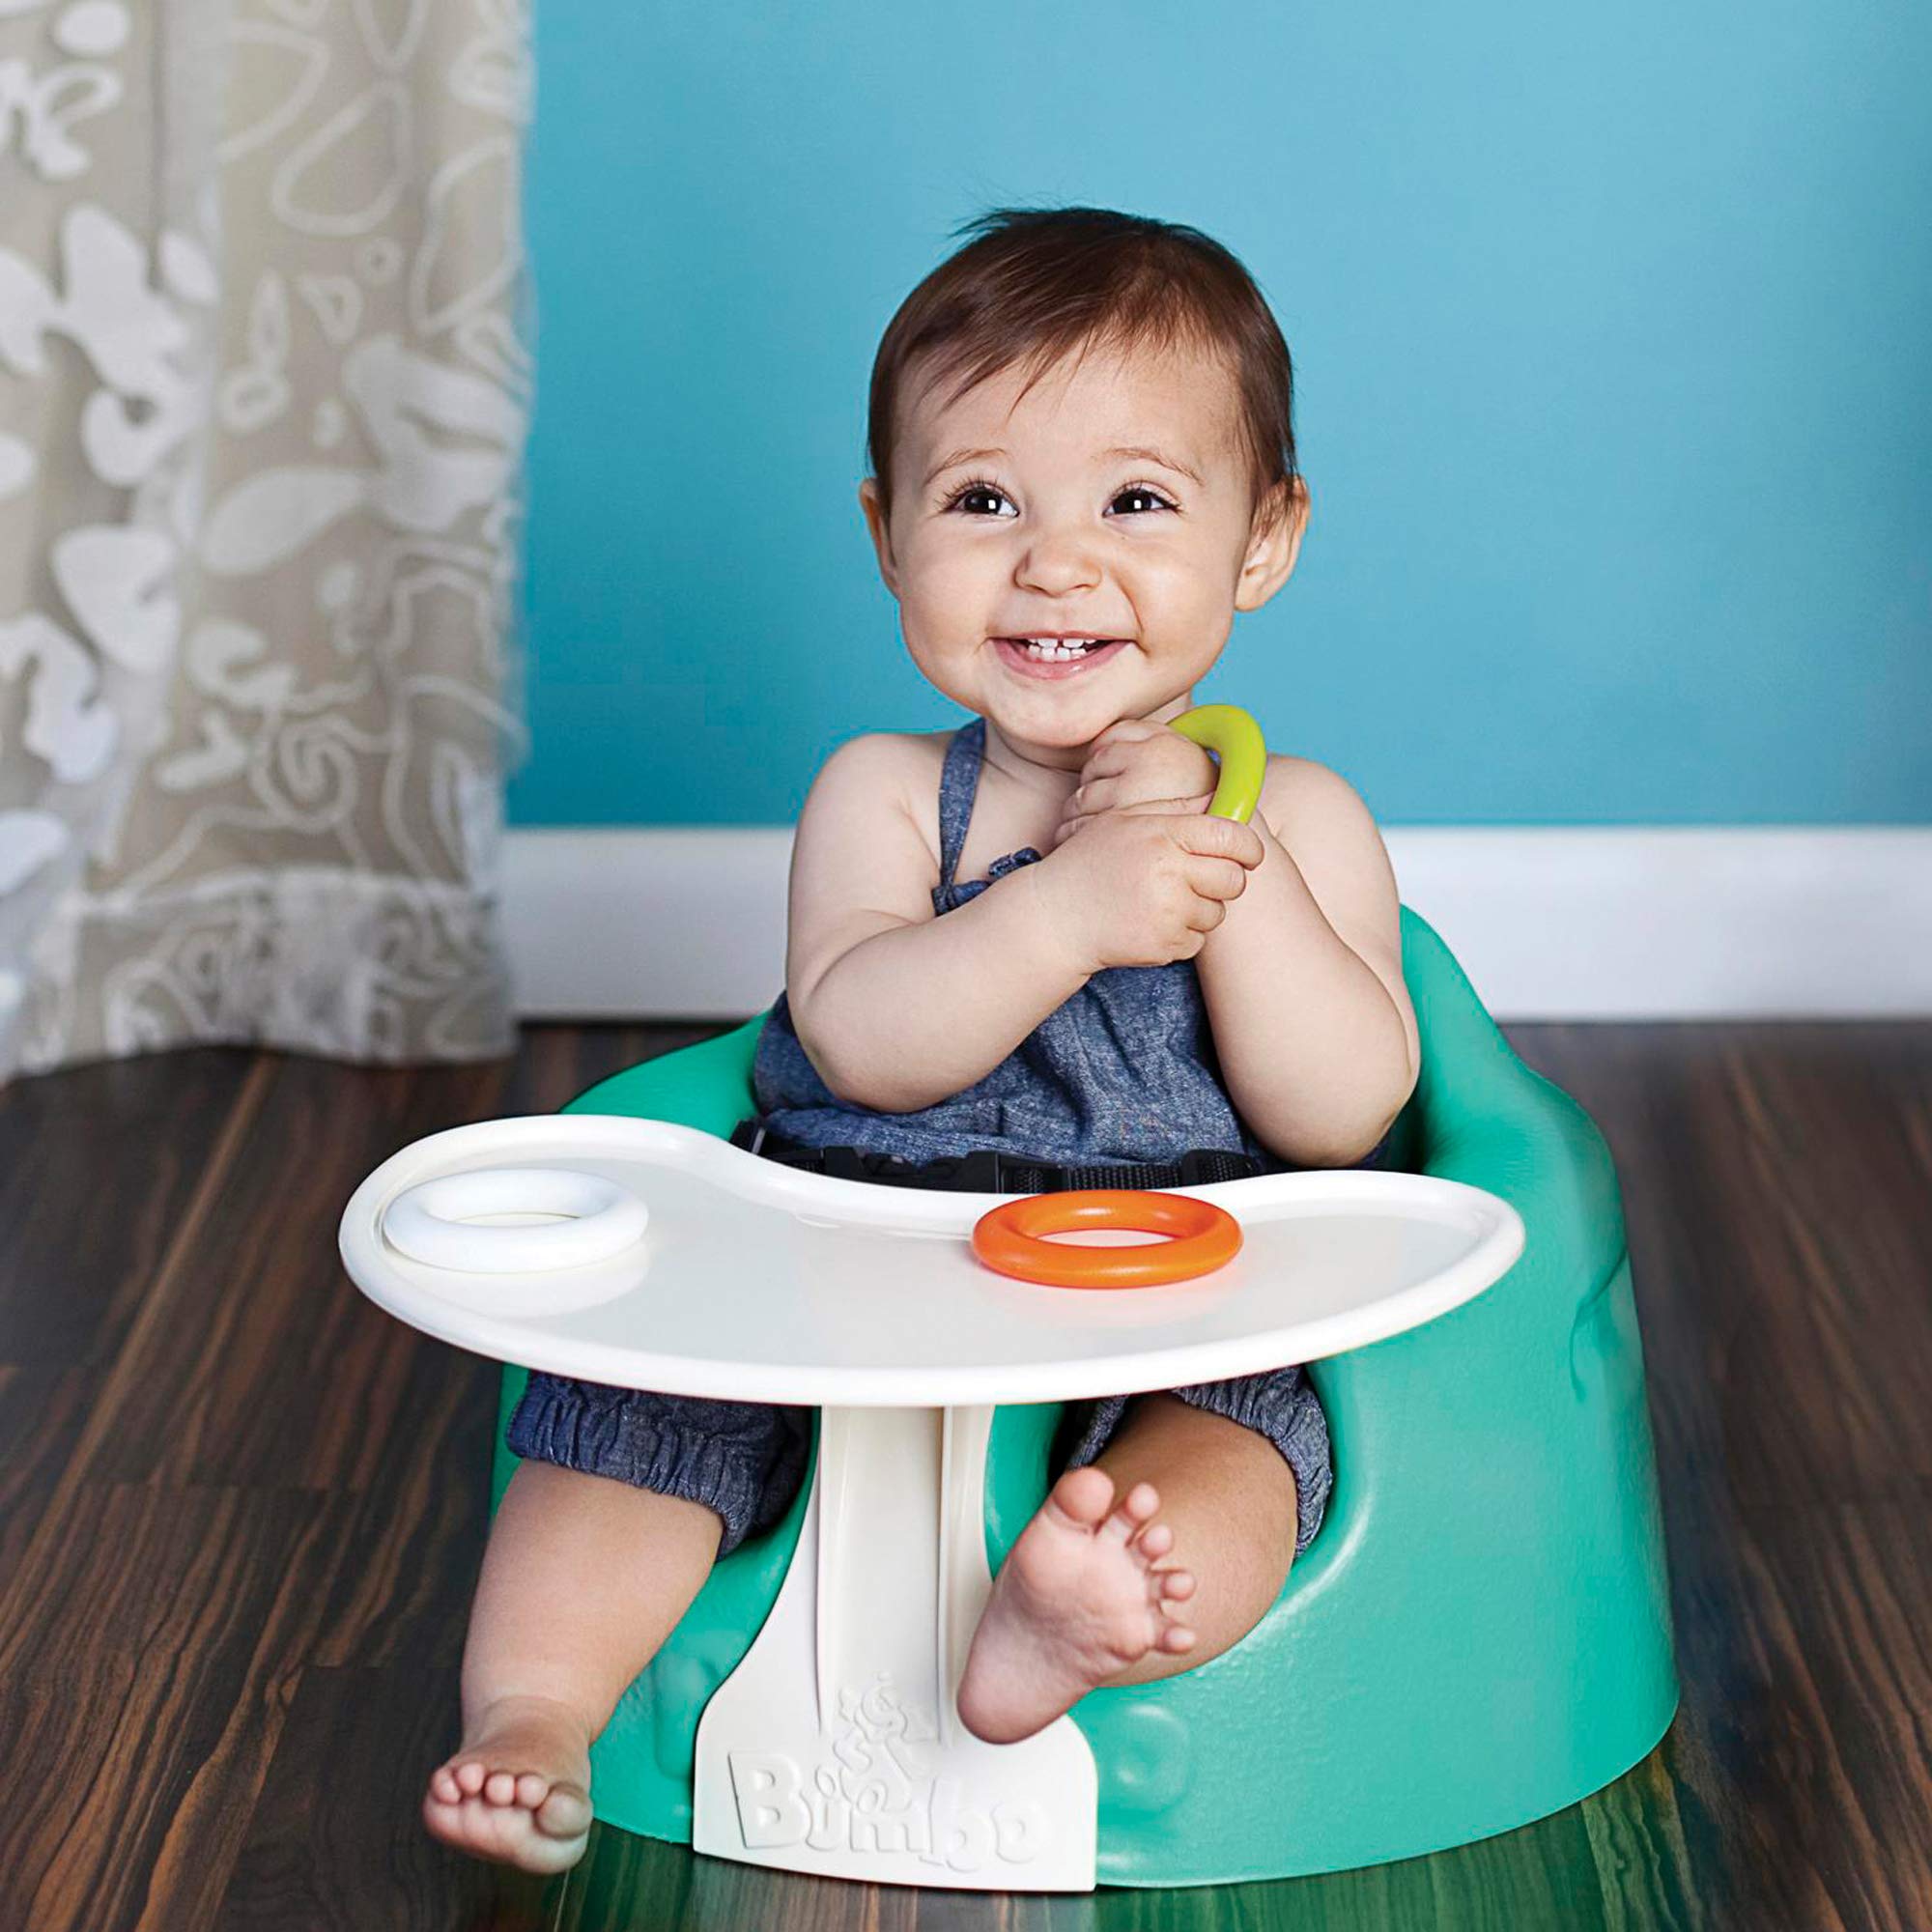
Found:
<box><xmin>970</xmin><ymin>1188</ymin><xmax>1241</xmax><ymax>1290</ymax></box>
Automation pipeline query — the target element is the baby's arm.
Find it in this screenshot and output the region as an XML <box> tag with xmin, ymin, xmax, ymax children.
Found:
<box><xmin>787</xmin><ymin>731</ymin><xmax>1256</xmax><ymax>1114</ymax></box>
<box><xmin>1191</xmin><ymin>758</ymin><xmax>1418</xmax><ymax>1166</ymax></box>
<box><xmin>782</xmin><ymin>733</ymin><xmax>1090</xmax><ymax>1113</ymax></box>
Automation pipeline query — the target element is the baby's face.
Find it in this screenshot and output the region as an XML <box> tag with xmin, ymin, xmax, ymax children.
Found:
<box><xmin>860</xmin><ymin>335</ymin><xmax>1304</xmax><ymax>757</ymax></box>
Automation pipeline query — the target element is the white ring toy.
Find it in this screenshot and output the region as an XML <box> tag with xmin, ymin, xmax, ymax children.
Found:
<box><xmin>383</xmin><ymin>1167</ymin><xmax>650</xmax><ymax>1274</ymax></box>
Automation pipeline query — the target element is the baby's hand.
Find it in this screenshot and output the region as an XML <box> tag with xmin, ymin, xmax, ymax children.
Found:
<box><xmin>1034</xmin><ymin>805</ymin><xmax>1264</xmax><ymax>974</ymax></box>
<box><xmin>1051</xmin><ymin>719</ymin><xmax>1219</xmax><ymax>849</ymax></box>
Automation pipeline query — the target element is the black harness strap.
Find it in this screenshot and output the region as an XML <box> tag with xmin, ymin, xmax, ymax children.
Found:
<box><xmin>727</xmin><ymin>1118</ymin><xmax>1265</xmax><ymax>1195</ymax></box>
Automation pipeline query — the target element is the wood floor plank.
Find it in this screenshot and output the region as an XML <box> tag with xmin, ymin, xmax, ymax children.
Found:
<box><xmin>220</xmin><ymin>1662</ymin><xmax>554</xmax><ymax>1932</ymax></box>
<box><xmin>0</xmin><ymin>1483</ymin><xmax>356</xmax><ymax>1929</ymax></box>
<box><xmin>0</xmin><ymin>1049</ymin><xmax>262</xmax><ymax>1587</ymax></box>
<box><xmin>1724</xmin><ymin>1498</ymin><xmax>1932</xmax><ymax>1931</ymax></box>
<box><xmin>66</xmin><ymin>1053</ymin><xmax>510</xmax><ymax>1492</ymax></box>
<box><xmin>1579</xmin><ymin>1739</ymin><xmax>1711</xmax><ymax>1932</ymax></box>
<box><xmin>1507</xmin><ymin>1021</ymin><xmax>1932</xmax><ymax>1932</ymax></box>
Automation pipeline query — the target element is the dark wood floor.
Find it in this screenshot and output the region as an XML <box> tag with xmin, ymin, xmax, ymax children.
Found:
<box><xmin>1</xmin><ymin>1019</ymin><xmax>1928</xmax><ymax>1931</ymax></box>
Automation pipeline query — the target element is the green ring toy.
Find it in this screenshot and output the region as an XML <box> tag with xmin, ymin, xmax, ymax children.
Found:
<box><xmin>1167</xmin><ymin>702</ymin><xmax>1266</xmax><ymax>823</ymax></box>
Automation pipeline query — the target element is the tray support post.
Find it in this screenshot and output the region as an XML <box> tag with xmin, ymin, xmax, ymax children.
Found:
<box><xmin>693</xmin><ymin>1404</ymin><xmax>1098</xmax><ymax>1889</ymax></box>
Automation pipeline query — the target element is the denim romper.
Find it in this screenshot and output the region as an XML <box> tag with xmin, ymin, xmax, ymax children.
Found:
<box><xmin>508</xmin><ymin>717</ymin><xmax>1335</xmax><ymax>1556</ymax></box>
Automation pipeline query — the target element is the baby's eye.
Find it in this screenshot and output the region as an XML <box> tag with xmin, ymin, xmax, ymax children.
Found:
<box><xmin>944</xmin><ymin>480</ymin><xmax>1016</xmax><ymax>518</ymax></box>
<box><xmin>1110</xmin><ymin>484</ymin><xmax>1176</xmax><ymax>516</ymax></box>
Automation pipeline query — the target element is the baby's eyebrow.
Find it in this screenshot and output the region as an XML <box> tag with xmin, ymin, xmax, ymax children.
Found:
<box><xmin>923</xmin><ymin>445</ymin><xmax>1007</xmax><ymax>487</ymax></box>
<box><xmin>922</xmin><ymin>443</ymin><xmax>1204</xmax><ymax>488</ymax></box>
<box><xmin>1102</xmin><ymin>444</ymin><xmax>1203</xmax><ymax>486</ymax></box>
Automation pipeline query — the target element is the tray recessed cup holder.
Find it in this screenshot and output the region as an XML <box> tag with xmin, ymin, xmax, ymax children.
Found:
<box><xmin>383</xmin><ymin>1166</ymin><xmax>650</xmax><ymax>1274</ymax></box>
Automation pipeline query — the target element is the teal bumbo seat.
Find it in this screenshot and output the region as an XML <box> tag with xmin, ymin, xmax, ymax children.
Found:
<box><xmin>490</xmin><ymin>907</ymin><xmax>1678</xmax><ymax>1885</ymax></box>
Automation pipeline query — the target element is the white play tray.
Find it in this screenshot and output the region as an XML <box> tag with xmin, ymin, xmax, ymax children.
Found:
<box><xmin>338</xmin><ymin>1114</ymin><xmax>1526</xmax><ymax>1406</ymax></box>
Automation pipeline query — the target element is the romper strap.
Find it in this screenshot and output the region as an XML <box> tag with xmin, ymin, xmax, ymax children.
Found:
<box><xmin>934</xmin><ymin>716</ymin><xmax>986</xmax><ymax>894</ymax></box>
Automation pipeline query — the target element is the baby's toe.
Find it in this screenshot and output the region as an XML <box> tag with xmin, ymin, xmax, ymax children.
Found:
<box><xmin>1157</xmin><ymin>1621</ymin><xmax>1198</xmax><ymax>1654</ymax></box>
<box><xmin>513</xmin><ymin>1771</ymin><xmax>551</xmax><ymax>1809</ymax></box>
<box><xmin>430</xmin><ymin>1766</ymin><xmax>463</xmax><ymax>1805</ymax></box>
<box><xmin>1044</xmin><ymin>1466</ymin><xmax>1115</xmax><ymax>1532</ymax></box>
<box><xmin>483</xmin><ymin>1768</ymin><xmax>521</xmax><ymax>1806</ymax></box>
<box><xmin>1157</xmin><ymin>1565</ymin><xmax>1196</xmax><ymax>1603</ymax></box>
<box><xmin>452</xmin><ymin>1758</ymin><xmax>487</xmax><ymax>1798</ymax></box>
<box><xmin>1100</xmin><ymin>1481</ymin><xmax>1160</xmax><ymax>1543</ymax></box>
<box><xmin>423</xmin><ymin>1787</ymin><xmax>487</xmax><ymax>1856</ymax></box>
<box><xmin>1135</xmin><ymin>1520</ymin><xmax>1175</xmax><ymax>1562</ymax></box>
<box><xmin>537</xmin><ymin>1781</ymin><xmax>593</xmax><ymax>1840</ymax></box>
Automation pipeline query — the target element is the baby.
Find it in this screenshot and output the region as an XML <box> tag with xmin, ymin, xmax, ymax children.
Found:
<box><xmin>424</xmin><ymin>205</ymin><xmax>1419</xmax><ymax>1874</ymax></box>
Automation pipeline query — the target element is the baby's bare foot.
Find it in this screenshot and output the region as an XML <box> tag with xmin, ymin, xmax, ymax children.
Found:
<box><xmin>422</xmin><ymin>1693</ymin><xmax>594</xmax><ymax>1874</ymax></box>
<box><xmin>955</xmin><ymin>1466</ymin><xmax>1196</xmax><ymax>1745</ymax></box>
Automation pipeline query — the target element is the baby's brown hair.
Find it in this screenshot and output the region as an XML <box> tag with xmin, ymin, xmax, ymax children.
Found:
<box><xmin>867</xmin><ymin>205</ymin><xmax>1300</xmax><ymax>535</ymax></box>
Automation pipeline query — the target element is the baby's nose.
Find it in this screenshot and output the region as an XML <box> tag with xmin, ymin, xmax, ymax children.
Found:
<box><xmin>1015</xmin><ymin>529</ymin><xmax>1103</xmax><ymax>591</ymax></box>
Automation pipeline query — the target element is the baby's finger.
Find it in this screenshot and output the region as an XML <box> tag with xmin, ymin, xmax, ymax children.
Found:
<box><xmin>1077</xmin><ymin>741</ymin><xmax>1133</xmax><ymax>788</ymax></box>
<box><xmin>1186</xmin><ymin>854</ymin><xmax>1253</xmax><ymax>903</ymax></box>
<box><xmin>1090</xmin><ymin>776</ymin><xmax>1180</xmax><ymax>814</ymax></box>
<box><xmin>1094</xmin><ymin>718</ymin><xmax>1160</xmax><ymax>753</ymax></box>
<box><xmin>1175</xmin><ymin>814</ymin><xmax>1266</xmax><ymax>867</ymax></box>
<box><xmin>1117</xmin><ymin>792</ymin><xmax>1215</xmax><ymax>816</ymax></box>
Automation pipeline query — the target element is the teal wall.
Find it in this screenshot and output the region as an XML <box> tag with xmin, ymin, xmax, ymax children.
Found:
<box><xmin>509</xmin><ymin>3</ymin><xmax>1932</xmax><ymax>829</ymax></box>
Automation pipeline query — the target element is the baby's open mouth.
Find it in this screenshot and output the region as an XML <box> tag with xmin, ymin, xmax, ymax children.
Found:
<box><xmin>992</xmin><ymin>637</ymin><xmax>1131</xmax><ymax>671</ymax></box>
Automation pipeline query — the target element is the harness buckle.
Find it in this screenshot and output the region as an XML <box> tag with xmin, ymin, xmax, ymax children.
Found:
<box><xmin>951</xmin><ymin>1148</ymin><xmax>1009</xmax><ymax>1193</ymax></box>
<box><xmin>813</xmin><ymin>1145</ymin><xmax>871</xmax><ymax>1182</ymax></box>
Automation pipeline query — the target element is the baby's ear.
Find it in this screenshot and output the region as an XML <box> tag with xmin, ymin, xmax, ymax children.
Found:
<box><xmin>858</xmin><ymin>476</ymin><xmax>899</xmax><ymax>594</ymax></box>
<box><xmin>1238</xmin><ymin>478</ymin><xmax>1309</xmax><ymax>610</ymax></box>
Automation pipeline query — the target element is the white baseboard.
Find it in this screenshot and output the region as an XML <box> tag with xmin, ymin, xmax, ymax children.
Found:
<box><xmin>500</xmin><ymin>826</ymin><xmax>1932</xmax><ymax>1021</ymax></box>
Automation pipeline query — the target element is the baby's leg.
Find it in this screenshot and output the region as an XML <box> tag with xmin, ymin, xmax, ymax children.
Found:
<box><xmin>425</xmin><ymin>1380</ymin><xmax>810</xmax><ymax>1873</ymax></box>
<box><xmin>954</xmin><ymin>1393</ymin><xmax>1302</xmax><ymax>1745</ymax></box>
<box><xmin>424</xmin><ymin>1460</ymin><xmax>722</xmax><ymax>1872</ymax></box>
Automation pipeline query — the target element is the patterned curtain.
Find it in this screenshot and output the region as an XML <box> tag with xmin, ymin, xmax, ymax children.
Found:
<box><xmin>0</xmin><ymin>0</ymin><xmax>531</xmax><ymax>1083</ymax></box>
